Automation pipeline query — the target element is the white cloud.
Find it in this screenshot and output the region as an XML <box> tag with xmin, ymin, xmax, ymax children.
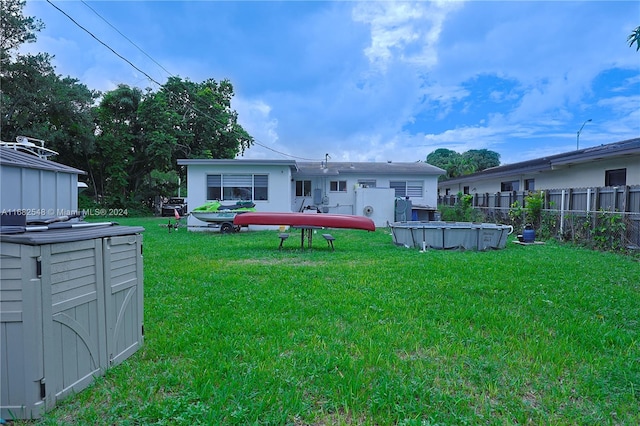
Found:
<box><xmin>233</xmin><ymin>97</ymin><xmax>288</xmax><ymax>159</ymax></box>
<box><xmin>19</xmin><ymin>0</ymin><xmax>640</xmax><ymax>165</ymax></box>
<box><xmin>352</xmin><ymin>0</ymin><xmax>463</xmax><ymax>72</ymax></box>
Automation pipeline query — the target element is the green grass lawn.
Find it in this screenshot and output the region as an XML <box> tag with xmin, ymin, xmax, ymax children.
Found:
<box><xmin>32</xmin><ymin>217</ymin><xmax>640</xmax><ymax>425</ymax></box>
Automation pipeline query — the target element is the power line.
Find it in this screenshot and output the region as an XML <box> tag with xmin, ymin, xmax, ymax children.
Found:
<box><xmin>251</xmin><ymin>140</ymin><xmax>320</xmax><ymax>161</ymax></box>
<box><xmin>45</xmin><ymin>0</ymin><xmax>324</xmax><ymax>162</ymax></box>
<box><xmin>80</xmin><ymin>0</ymin><xmax>174</xmax><ymax>79</ymax></box>
<box><xmin>45</xmin><ymin>0</ymin><xmax>162</xmax><ymax>87</ymax></box>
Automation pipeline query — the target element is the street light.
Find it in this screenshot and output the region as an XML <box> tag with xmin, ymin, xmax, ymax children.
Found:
<box><xmin>576</xmin><ymin>118</ymin><xmax>592</xmax><ymax>150</ymax></box>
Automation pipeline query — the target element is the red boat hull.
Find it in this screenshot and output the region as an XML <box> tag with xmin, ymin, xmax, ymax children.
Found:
<box><xmin>233</xmin><ymin>212</ymin><xmax>376</xmax><ymax>231</ymax></box>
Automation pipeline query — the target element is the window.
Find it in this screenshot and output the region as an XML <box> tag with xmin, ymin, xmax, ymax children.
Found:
<box><xmin>390</xmin><ymin>181</ymin><xmax>423</xmax><ymax>198</ymax></box>
<box><xmin>330</xmin><ymin>180</ymin><xmax>347</xmax><ymax>192</ymax></box>
<box><xmin>407</xmin><ymin>181</ymin><xmax>423</xmax><ymax>197</ymax></box>
<box><xmin>253</xmin><ymin>174</ymin><xmax>268</xmax><ymax>200</ymax></box>
<box><xmin>525</xmin><ymin>179</ymin><xmax>535</xmax><ymax>191</ymax></box>
<box><xmin>605</xmin><ymin>168</ymin><xmax>626</xmax><ymax>186</ymax></box>
<box><xmin>501</xmin><ymin>180</ymin><xmax>519</xmax><ymax>191</ymax></box>
<box><xmin>223</xmin><ymin>174</ymin><xmax>252</xmax><ymax>200</ymax></box>
<box><xmin>207</xmin><ymin>174</ymin><xmax>269</xmax><ymax>201</ymax></box>
<box><xmin>207</xmin><ymin>175</ymin><xmax>222</xmax><ymax>200</ymax></box>
<box><xmin>463</xmin><ymin>186</ymin><xmax>470</xmax><ymax>194</ymax></box>
<box><xmin>295</xmin><ymin>180</ymin><xmax>311</xmax><ymax>197</ymax></box>
<box><xmin>390</xmin><ymin>181</ymin><xmax>405</xmax><ymax>197</ymax></box>
<box><xmin>358</xmin><ymin>179</ymin><xmax>376</xmax><ymax>188</ymax></box>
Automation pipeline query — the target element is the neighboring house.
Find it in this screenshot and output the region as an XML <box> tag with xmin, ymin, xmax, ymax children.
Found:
<box><xmin>438</xmin><ymin>138</ymin><xmax>640</xmax><ymax>196</ymax></box>
<box><xmin>177</xmin><ymin>159</ymin><xmax>444</xmax><ymax>228</ymax></box>
<box><xmin>0</xmin><ymin>145</ymin><xmax>86</xmax><ymax>221</ymax></box>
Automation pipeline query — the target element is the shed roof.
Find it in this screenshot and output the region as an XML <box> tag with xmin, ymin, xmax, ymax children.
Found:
<box><xmin>0</xmin><ymin>147</ymin><xmax>86</xmax><ymax>174</ymax></box>
<box><xmin>440</xmin><ymin>137</ymin><xmax>640</xmax><ymax>185</ymax></box>
<box><xmin>0</xmin><ymin>223</ymin><xmax>144</xmax><ymax>245</ymax></box>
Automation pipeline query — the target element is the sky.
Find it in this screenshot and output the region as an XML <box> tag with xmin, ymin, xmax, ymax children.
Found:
<box><xmin>22</xmin><ymin>0</ymin><xmax>640</xmax><ymax>165</ymax></box>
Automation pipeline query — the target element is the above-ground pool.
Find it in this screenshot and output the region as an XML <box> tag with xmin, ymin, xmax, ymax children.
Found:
<box><xmin>390</xmin><ymin>221</ymin><xmax>513</xmax><ymax>251</ymax></box>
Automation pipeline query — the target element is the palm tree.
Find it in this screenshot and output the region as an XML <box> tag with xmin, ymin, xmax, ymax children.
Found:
<box><xmin>446</xmin><ymin>156</ymin><xmax>476</xmax><ymax>178</ymax></box>
<box><xmin>629</xmin><ymin>26</ymin><xmax>640</xmax><ymax>51</ymax></box>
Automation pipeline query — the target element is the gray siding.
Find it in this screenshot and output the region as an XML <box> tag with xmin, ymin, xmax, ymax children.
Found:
<box><xmin>0</xmin><ymin>147</ymin><xmax>84</xmax><ymax>220</ymax></box>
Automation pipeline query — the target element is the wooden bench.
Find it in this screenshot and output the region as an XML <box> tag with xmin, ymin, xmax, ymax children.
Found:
<box><xmin>278</xmin><ymin>233</ymin><xmax>289</xmax><ymax>249</ymax></box>
<box><xmin>322</xmin><ymin>234</ymin><xmax>335</xmax><ymax>251</ymax></box>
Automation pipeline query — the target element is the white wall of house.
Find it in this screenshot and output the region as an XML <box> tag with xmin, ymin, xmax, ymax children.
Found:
<box><xmin>185</xmin><ymin>163</ymin><xmax>293</xmax><ymax>228</ymax></box>
<box><xmin>440</xmin><ymin>156</ymin><xmax>639</xmax><ymax>196</ymax></box>
<box><xmin>539</xmin><ymin>158</ymin><xmax>639</xmax><ymax>188</ymax></box>
<box><xmin>294</xmin><ymin>174</ymin><xmax>439</xmax><ymax>214</ymax></box>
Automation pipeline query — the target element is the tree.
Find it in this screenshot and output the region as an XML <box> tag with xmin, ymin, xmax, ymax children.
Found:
<box><xmin>161</xmin><ymin>77</ymin><xmax>254</xmax><ymax>159</ymax></box>
<box><xmin>1</xmin><ymin>0</ymin><xmax>97</xmax><ymax>173</ymax></box>
<box><xmin>426</xmin><ymin>148</ymin><xmax>500</xmax><ymax>179</ymax></box>
<box><xmin>92</xmin><ymin>85</ymin><xmax>142</xmax><ymax>207</ymax></box>
<box><xmin>89</xmin><ymin>78</ymin><xmax>255</xmax><ymax>208</ymax></box>
<box><xmin>462</xmin><ymin>149</ymin><xmax>500</xmax><ymax>172</ymax></box>
<box><xmin>1</xmin><ymin>52</ymin><xmax>97</xmax><ymax>169</ymax></box>
<box><xmin>133</xmin><ymin>88</ymin><xmax>183</xmax><ymax>204</ymax></box>
<box><xmin>0</xmin><ymin>0</ymin><xmax>43</xmax><ymax>53</ymax></box>
<box><xmin>44</xmin><ymin>76</ymin><xmax>98</xmax><ymax>171</ymax></box>
<box><xmin>1</xmin><ymin>53</ymin><xmax>57</xmax><ymax>140</ymax></box>
<box><xmin>628</xmin><ymin>26</ymin><xmax>640</xmax><ymax>51</ymax></box>
<box><xmin>426</xmin><ymin>148</ymin><xmax>461</xmax><ymax>172</ymax></box>
<box><xmin>446</xmin><ymin>155</ymin><xmax>476</xmax><ymax>177</ymax></box>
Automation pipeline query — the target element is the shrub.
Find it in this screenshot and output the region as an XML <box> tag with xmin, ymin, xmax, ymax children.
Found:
<box><xmin>439</xmin><ymin>192</ymin><xmax>483</xmax><ymax>222</ymax></box>
<box><xmin>509</xmin><ymin>191</ymin><xmax>545</xmax><ymax>231</ymax></box>
<box><xmin>524</xmin><ymin>190</ymin><xmax>544</xmax><ymax>228</ymax></box>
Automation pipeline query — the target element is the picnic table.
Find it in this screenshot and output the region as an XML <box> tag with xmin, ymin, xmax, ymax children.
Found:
<box><xmin>295</xmin><ymin>225</ymin><xmax>320</xmax><ymax>248</ymax></box>
<box><xmin>278</xmin><ymin>226</ymin><xmax>335</xmax><ymax>250</ymax></box>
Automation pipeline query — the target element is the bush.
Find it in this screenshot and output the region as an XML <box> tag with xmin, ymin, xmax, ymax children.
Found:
<box><xmin>77</xmin><ymin>193</ymin><xmax>152</xmax><ymax>217</ymax></box>
<box><xmin>439</xmin><ymin>192</ymin><xmax>484</xmax><ymax>222</ymax></box>
<box><xmin>508</xmin><ymin>191</ymin><xmax>546</xmax><ymax>231</ymax></box>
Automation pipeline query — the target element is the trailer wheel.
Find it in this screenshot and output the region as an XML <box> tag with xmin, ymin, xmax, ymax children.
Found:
<box><xmin>234</xmin><ymin>225</ymin><xmax>241</xmax><ymax>233</ymax></box>
<box><xmin>220</xmin><ymin>222</ymin><xmax>234</xmax><ymax>234</ymax></box>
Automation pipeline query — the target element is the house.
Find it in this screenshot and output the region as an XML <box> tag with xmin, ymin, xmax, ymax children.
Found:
<box><xmin>177</xmin><ymin>158</ymin><xmax>445</xmax><ymax>229</ymax></box>
<box><xmin>438</xmin><ymin>138</ymin><xmax>640</xmax><ymax>196</ymax></box>
<box><xmin>0</xmin><ymin>144</ymin><xmax>86</xmax><ymax>221</ymax></box>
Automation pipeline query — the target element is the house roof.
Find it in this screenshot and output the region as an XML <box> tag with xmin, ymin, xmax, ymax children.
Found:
<box><xmin>177</xmin><ymin>158</ymin><xmax>298</xmax><ymax>169</ymax></box>
<box><xmin>294</xmin><ymin>161</ymin><xmax>445</xmax><ymax>177</ymax></box>
<box><xmin>176</xmin><ymin>158</ymin><xmax>445</xmax><ymax>177</ymax></box>
<box><xmin>0</xmin><ymin>147</ymin><xmax>86</xmax><ymax>174</ymax></box>
<box><xmin>439</xmin><ymin>137</ymin><xmax>640</xmax><ymax>185</ymax></box>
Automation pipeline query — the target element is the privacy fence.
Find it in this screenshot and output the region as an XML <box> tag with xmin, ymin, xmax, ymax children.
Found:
<box><xmin>438</xmin><ymin>185</ymin><xmax>640</xmax><ymax>250</ymax></box>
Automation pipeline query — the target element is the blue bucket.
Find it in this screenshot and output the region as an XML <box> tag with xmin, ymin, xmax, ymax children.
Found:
<box><xmin>523</xmin><ymin>225</ymin><xmax>535</xmax><ymax>243</ymax></box>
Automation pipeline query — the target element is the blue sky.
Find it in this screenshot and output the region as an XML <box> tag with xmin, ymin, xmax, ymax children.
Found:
<box><xmin>24</xmin><ymin>0</ymin><xmax>640</xmax><ymax>165</ymax></box>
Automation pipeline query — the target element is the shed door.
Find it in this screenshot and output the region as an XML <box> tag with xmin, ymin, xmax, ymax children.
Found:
<box><xmin>103</xmin><ymin>235</ymin><xmax>143</xmax><ymax>366</ymax></box>
<box><xmin>45</xmin><ymin>238</ymin><xmax>107</xmax><ymax>401</ymax></box>
<box><xmin>0</xmin><ymin>243</ymin><xmax>49</xmax><ymax>419</ymax></box>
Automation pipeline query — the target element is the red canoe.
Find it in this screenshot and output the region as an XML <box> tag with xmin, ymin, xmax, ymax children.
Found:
<box><xmin>233</xmin><ymin>212</ymin><xmax>376</xmax><ymax>231</ymax></box>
